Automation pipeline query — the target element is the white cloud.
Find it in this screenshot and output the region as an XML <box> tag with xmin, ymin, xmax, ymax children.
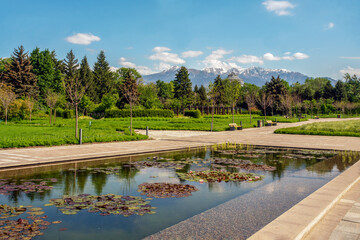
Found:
<box><xmin>152</xmin><ymin>46</ymin><xmax>171</xmax><ymax>53</ymax></box>
<box><xmin>262</xmin><ymin>0</ymin><xmax>296</xmax><ymax>16</ymax></box>
<box><xmin>230</xmin><ymin>55</ymin><xmax>264</xmax><ymax>64</ymax></box>
<box><xmin>118</xmin><ymin>57</ymin><xmax>155</xmax><ymax>75</ymax></box>
<box><xmin>155</xmin><ymin>62</ymin><xmax>172</xmax><ymax>72</ymax></box>
<box><xmin>202</xmin><ymin>49</ymin><xmax>242</xmax><ymax>71</ymax></box>
<box><xmin>182</xmin><ymin>50</ymin><xmax>203</xmax><ymax>58</ymax></box>
<box><xmin>66</xmin><ymin>33</ymin><xmax>101</xmax><ymax>45</ymax></box>
<box><xmin>284</xmin><ymin>51</ymin><xmax>291</xmax><ymax>55</ymax></box>
<box><xmin>340</xmin><ymin>66</ymin><xmax>360</xmax><ymax>76</ymax></box>
<box><xmin>263</xmin><ymin>53</ymin><xmax>280</xmax><ymax>61</ymax></box>
<box><xmin>149</xmin><ymin>46</ymin><xmax>185</xmax><ymax>64</ymax></box>
<box><xmin>326</xmin><ymin>22</ymin><xmax>335</xmax><ymax>30</ymax></box>
<box><xmin>293</xmin><ymin>52</ymin><xmax>309</xmax><ymax>59</ymax></box>
<box><xmin>340</xmin><ymin>56</ymin><xmax>360</xmax><ymax>60</ymax></box>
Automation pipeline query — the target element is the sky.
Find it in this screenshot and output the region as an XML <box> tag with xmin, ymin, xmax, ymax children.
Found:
<box><xmin>1</xmin><ymin>0</ymin><xmax>360</xmax><ymax>79</ymax></box>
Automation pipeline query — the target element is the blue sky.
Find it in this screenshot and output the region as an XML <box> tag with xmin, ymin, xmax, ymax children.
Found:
<box><xmin>1</xmin><ymin>0</ymin><xmax>360</xmax><ymax>79</ymax></box>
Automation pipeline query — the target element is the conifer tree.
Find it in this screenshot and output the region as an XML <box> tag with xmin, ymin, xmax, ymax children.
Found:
<box><xmin>173</xmin><ymin>66</ymin><xmax>192</xmax><ymax>111</ymax></box>
<box><xmin>79</xmin><ymin>56</ymin><xmax>95</xmax><ymax>101</ymax></box>
<box><xmin>213</xmin><ymin>75</ymin><xmax>226</xmax><ymax>106</ymax></box>
<box><xmin>63</xmin><ymin>50</ymin><xmax>79</xmax><ymax>79</ymax></box>
<box><xmin>93</xmin><ymin>51</ymin><xmax>114</xmax><ymax>103</ymax></box>
<box><xmin>3</xmin><ymin>46</ymin><xmax>38</xmax><ymax>98</ymax></box>
<box><xmin>198</xmin><ymin>85</ymin><xmax>207</xmax><ymax>106</ymax></box>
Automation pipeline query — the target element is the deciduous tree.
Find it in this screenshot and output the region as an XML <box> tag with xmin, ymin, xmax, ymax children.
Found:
<box><xmin>0</xmin><ymin>84</ymin><xmax>16</xmax><ymax>124</ymax></box>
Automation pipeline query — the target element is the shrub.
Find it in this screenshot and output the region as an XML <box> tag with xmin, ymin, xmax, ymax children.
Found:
<box><xmin>184</xmin><ymin>110</ymin><xmax>201</xmax><ymax>118</ymax></box>
<box><xmin>105</xmin><ymin>109</ymin><xmax>174</xmax><ymax>118</ymax></box>
<box><xmin>63</xmin><ymin>109</ymin><xmax>74</xmax><ymax>119</ymax></box>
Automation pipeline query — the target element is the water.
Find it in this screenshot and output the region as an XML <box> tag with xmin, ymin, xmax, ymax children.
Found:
<box><xmin>0</xmin><ymin>146</ymin><xmax>358</xmax><ymax>240</ymax></box>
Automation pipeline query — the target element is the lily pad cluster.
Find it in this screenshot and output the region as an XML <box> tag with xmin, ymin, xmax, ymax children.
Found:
<box><xmin>212</xmin><ymin>158</ymin><xmax>276</xmax><ymax>171</ymax></box>
<box><xmin>48</xmin><ymin>194</ymin><xmax>156</xmax><ymax>217</ymax></box>
<box><xmin>177</xmin><ymin>170</ymin><xmax>263</xmax><ymax>183</ymax></box>
<box><xmin>0</xmin><ymin>179</ymin><xmax>55</xmax><ymax>195</ymax></box>
<box><xmin>0</xmin><ymin>212</ymin><xmax>59</xmax><ymax>239</ymax></box>
<box><xmin>138</xmin><ymin>183</ymin><xmax>198</xmax><ymax>198</ymax></box>
<box><xmin>0</xmin><ymin>205</ymin><xmax>27</xmax><ymax>219</ymax></box>
<box><xmin>130</xmin><ymin>161</ymin><xmax>186</xmax><ymax>169</ymax></box>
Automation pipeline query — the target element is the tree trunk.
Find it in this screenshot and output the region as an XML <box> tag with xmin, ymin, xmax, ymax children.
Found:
<box><xmin>30</xmin><ymin>110</ymin><xmax>32</xmax><ymax>122</ymax></box>
<box><xmin>249</xmin><ymin>108</ymin><xmax>252</xmax><ymax>124</ymax></box>
<box><xmin>130</xmin><ymin>103</ymin><xmax>133</xmax><ymax>136</ymax></box>
<box><xmin>264</xmin><ymin>108</ymin><xmax>267</xmax><ymax>120</ymax></box>
<box><xmin>211</xmin><ymin>104</ymin><xmax>214</xmax><ymax>132</ymax></box>
<box><xmin>49</xmin><ymin>108</ymin><xmax>52</xmax><ymax>125</ymax></box>
<box><xmin>5</xmin><ymin>108</ymin><xmax>8</xmax><ymax>125</ymax></box>
<box><xmin>54</xmin><ymin>109</ymin><xmax>56</xmax><ymax>123</ymax></box>
<box><xmin>232</xmin><ymin>105</ymin><xmax>235</xmax><ymax>123</ymax></box>
<box><xmin>75</xmin><ymin>104</ymin><xmax>79</xmax><ymax>138</ymax></box>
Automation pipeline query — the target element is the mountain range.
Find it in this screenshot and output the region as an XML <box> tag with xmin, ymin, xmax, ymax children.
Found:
<box><xmin>143</xmin><ymin>66</ymin><xmax>336</xmax><ymax>86</ymax></box>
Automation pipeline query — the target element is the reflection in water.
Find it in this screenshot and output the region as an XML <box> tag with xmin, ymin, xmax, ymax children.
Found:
<box><xmin>0</xmin><ymin>146</ymin><xmax>358</xmax><ymax>240</ymax></box>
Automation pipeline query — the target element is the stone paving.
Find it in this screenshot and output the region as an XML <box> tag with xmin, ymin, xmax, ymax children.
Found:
<box><xmin>0</xmin><ymin>117</ymin><xmax>360</xmax><ymax>239</ymax></box>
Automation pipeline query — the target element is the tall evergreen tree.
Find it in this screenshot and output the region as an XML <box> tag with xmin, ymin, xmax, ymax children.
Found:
<box><xmin>3</xmin><ymin>46</ymin><xmax>38</xmax><ymax>98</ymax></box>
<box><xmin>334</xmin><ymin>80</ymin><xmax>347</xmax><ymax>101</ymax></box>
<box><xmin>198</xmin><ymin>85</ymin><xmax>207</xmax><ymax>105</ymax></box>
<box><xmin>173</xmin><ymin>66</ymin><xmax>192</xmax><ymax>110</ymax></box>
<box><xmin>213</xmin><ymin>75</ymin><xmax>226</xmax><ymax>105</ymax></box>
<box><xmin>30</xmin><ymin>48</ymin><xmax>63</xmax><ymax>101</ymax></box>
<box><xmin>265</xmin><ymin>76</ymin><xmax>289</xmax><ymax>114</ymax></box>
<box><xmin>79</xmin><ymin>56</ymin><xmax>95</xmax><ymax>101</ymax></box>
<box><xmin>63</xmin><ymin>50</ymin><xmax>79</xmax><ymax>79</ymax></box>
<box><xmin>93</xmin><ymin>51</ymin><xmax>114</xmax><ymax>103</ymax></box>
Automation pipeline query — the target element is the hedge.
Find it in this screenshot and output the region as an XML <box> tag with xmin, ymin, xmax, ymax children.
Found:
<box><xmin>105</xmin><ymin>109</ymin><xmax>174</xmax><ymax>118</ymax></box>
<box><xmin>274</xmin><ymin>128</ymin><xmax>360</xmax><ymax>137</ymax></box>
<box><xmin>184</xmin><ymin>110</ymin><xmax>201</xmax><ymax>118</ymax></box>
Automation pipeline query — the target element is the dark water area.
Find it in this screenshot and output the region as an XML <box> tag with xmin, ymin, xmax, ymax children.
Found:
<box><xmin>0</xmin><ymin>146</ymin><xmax>358</xmax><ymax>240</ymax></box>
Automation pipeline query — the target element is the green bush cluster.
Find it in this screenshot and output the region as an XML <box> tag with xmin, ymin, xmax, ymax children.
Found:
<box><xmin>184</xmin><ymin>110</ymin><xmax>201</xmax><ymax>118</ymax></box>
<box><xmin>56</xmin><ymin>108</ymin><xmax>74</xmax><ymax>119</ymax></box>
<box><xmin>104</xmin><ymin>109</ymin><xmax>174</xmax><ymax>118</ymax></box>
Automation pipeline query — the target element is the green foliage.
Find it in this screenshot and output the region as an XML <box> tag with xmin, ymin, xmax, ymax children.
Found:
<box><xmin>79</xmin><ymin>56</ymin><xmax>96</xmax><ymax>102</ymax></box>
<box><xmin>156</xmin><ymin>80</ymin><xmax>174</xmax><ymax>102</ymax></box>
<box><xmin>265</xmin><ymin>76</ymin><xmax>288</xmax><ymax>114</ymax></box>
<box><xmin>184</xmin><ymin>110</ymin><xmax>201</xmax><ymax>118</ymax></box>
<box><xmin>173</xmin><ymin>66</ymin><xmax>193</xmax><ymax>109</ymax></box>
<box><xmin>93</xmin><ymin>51</ymin><xmax>115</xmax><ymax>103</ymax></box>
<box><xmin>139</xmin><ymin>83</ymin><xmax>163</xmax><ymax>109</ymax></box>
<box><xmin>98</xmin><ymin>93</ymin><xmax>119</xmax><ymax>111</ymax></box>
<box><xmin>275</xmin><ymin>120</ymin><xmax>360</xmax><ymax>137</ymax></box>
<box><xmin>105</xmin><ymin>109</ymin><xmax>174</xmax><ymax>118</ymax></box>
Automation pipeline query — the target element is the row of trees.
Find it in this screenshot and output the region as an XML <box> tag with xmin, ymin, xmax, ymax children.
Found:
<box><xmin>1</xmin><ymin>45</ymin><xmax>360</xmax><ymax>134</ymax></box>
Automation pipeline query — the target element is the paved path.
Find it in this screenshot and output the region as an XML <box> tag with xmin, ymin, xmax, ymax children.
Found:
<box><xmin>0</xmin><ymin>118</ymin><xmax>359</xmax><ymax>170</ymax></box>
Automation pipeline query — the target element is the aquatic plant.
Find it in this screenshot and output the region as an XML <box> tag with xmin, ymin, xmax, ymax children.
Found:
<box><xmin>177</xmin><ymin>170</ymin><xmax>263</xmax><ymax>183</ymax></box>
<box><xmin>211</xmin><ymin>158</ymin><xmax>276</xmax><ymax>171</ymax></box>
<box><xmin>138</xmin><ymin>183</ymin><xmax>198</xmax><ymax>198</ymax></box>
<box><xmin>0</xmin><ymin>179</ymin><xmax>55</xmax><ymax>195</ymax></box>
<box><xmin>48</xmin><ymin>194</ymin><xmax>156</xmax><ymax>216</ymax></box>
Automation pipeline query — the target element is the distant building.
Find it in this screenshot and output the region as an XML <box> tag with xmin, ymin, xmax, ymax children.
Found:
<box><xmin>227</xmin><ymin>72</ymin><xmax>244</xmax><ymax>86</ymax></box>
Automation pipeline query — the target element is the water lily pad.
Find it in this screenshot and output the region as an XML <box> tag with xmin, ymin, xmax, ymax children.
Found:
<box><xmin>177</xmin><ymin>170</ymin><xmax>263</xmax><ymax>183</ymax></box>
<box><xmin>138</xmin><ymin>183</ymin><xmax>198</xmax><ymax>198</ymax></box>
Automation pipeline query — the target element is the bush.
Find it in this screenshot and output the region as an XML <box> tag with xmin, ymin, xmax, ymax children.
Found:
<box><xmin>184</xmin><ymin>110</ymin><xmax>201</xmax><ymax>118</ymax></box>
<box><xmin>62</xmin><ymin>109</ymin><xmax>74</xmax><ymax>119</ymax></box>
<box><xmin>104</xmin><ymin>109</ymin><xmax>174</xmax><ymax>118</ymax></box>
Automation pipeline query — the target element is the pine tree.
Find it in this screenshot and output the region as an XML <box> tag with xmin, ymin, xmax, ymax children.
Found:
<box><xmin>3</xmin><ymin>46</ymin><xmax>38</xmax><ymax>98</ymax></box>
<box><xmin>173</xmin><ymin>66</ymin><xmax>192</xmax><ymax>110</ymax></box>
<box><xmin>198</xmin><ymin>85</ymin><xmax>207</xmax><ymax>105</ymax></box>
<box><xmin>265</xmin><ymin>76</ymin><xmax>288</xmax><ymax>114</ymax></box>
<box><xmin>63</xmin><ymin>50</ymin><xmax>79</xmax><ymax>79</ymax></box>
<box><xmin>213</xmin><ymin>75</ymin><xmax>226</xmax><ymax>105</ymax></box>
<box><xmin>79</xmin><ymin>56</ymin><xmax>95</xmax><ymax>101</ymax></box>
<box><xmin>93</xmin><ymin>51</ymin><xmax>114</xmax><ymax>103</ymax></box>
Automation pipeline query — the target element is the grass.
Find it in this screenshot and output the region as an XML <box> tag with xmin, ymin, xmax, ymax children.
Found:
<box><xmin>275</xmin><ymin>119</ymin><xmax>360</xmax><ymax>137</ymax></box>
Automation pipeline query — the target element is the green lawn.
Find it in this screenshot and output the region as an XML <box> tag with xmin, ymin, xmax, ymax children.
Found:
<box><xmin>0</xmin><ymin>114</ymin><xmax>305</xmax><ymax>148</ymax></box>
<box><xmin>275</xmin><ymin>120</ymin><xmax>360</xmax><ymax>137</ymax></box>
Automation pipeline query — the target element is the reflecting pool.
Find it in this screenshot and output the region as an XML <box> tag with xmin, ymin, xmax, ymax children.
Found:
<box><xmin>0</xmin><ymin>145</ymin><xmax>358</xmax><ymax>239</ymax></box>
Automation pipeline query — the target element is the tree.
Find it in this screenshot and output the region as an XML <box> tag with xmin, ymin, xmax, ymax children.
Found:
<box><xmin>208</xmin><ymin>82</ymin><xmax>218</xmax><ymax>131</ymax></box>
<box><xmin>156</xmin><ymin>80</ymin><xmax>174</xmax><ymax>103</ymax></box>
<box><xmin>93</xmin><ymin>51</ymin><xmax>115</xmax><ymax>103</ymax></box>
<box><xmin>198</xmin><ymin>85</ymin><xmax>208</xmax><ymax>106</ymax></box>
<box><xmin>213</xmin><ymin>75</ymin><xmax>226</xmax><ymax>106</ymax></box>
<box><xmin>45</xmin><ymin>90</ymin><xmax>60</xmax><ymax>125</ymax></box>
<box><xmin>121</xmin><ymin>71</ymin><xmax>139</xmax><ymax>136</ymax></box>
<box><xmin>3</xmin><ymin>46</ymin><xmax>38</xmax><ymax>98</ymax></box>
<box><xmin>334</xmin><ymin>80</ymin><xmax>347</xmax><ymax>101</ymax></box>
<box><xmin>79</xmin><ymin>56</ymin><xmax>96</xmax><ymax>102</ymax></box>
<box><xmin>63</xmin><ymin>50</ymin><xmax>86</xmax><ymax>138</ymax></box>
<box><xmin>139</xmin><ymin>83</ymin><xmax>162</xmax><ymax>109</ymax></box>
<box><xmin>24</xmin><ymin>96</ymin><xmax>35</xmax><ymax>121</ymax></box>
<box><xmin>265</xmin><ymin>76</ymin><xmax>288</xmax><ymax>114</ymax></box>
<box><xmin>280</xmin><ymin>94</ymin><xmax>292</xmax><ymax>117</ymax></box>
<box><xmin>244</xmin><ymin>90</ymin><xmax>257</xmax><ymax>124</ymax></box>
<box><xmin>0</xmin><ymin>84</ymin><xmax>16</xmax><ymax>124</ymax></box>
<box><xmin>30</xmin><ymin>48</ymin><xmax>63</xmax><ymax>101</ymax></box>
<box><xmin>257</xmin><ymin>91</ymin><xmax>271</xmax><ymax>120</ymax></box>
<box><xmin>224</xmin><ymin>78</ymin><xmax>242</xmax><ymax>123</ymax></box>
<box><xmin>0</xmin><ymin>58</ymin><xmax>11</xmax><ymax>80</ymax></box>
<box><xmin>173</xmin><ymin>66</ymin><xmax>192</xmax><ymax>112</ymax></box>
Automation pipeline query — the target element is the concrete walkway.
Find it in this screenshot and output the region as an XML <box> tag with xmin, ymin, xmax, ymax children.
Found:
<box><xmin>0</xmin><ymin>118</ymin><xmax>360</xmax><ymax>239</ymax></box>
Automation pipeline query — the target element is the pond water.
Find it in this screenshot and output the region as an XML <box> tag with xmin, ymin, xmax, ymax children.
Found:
<box><xmin>0</xmin><ymin>145</ymin><xmax>358</xmax><ymax>240</ymax></box>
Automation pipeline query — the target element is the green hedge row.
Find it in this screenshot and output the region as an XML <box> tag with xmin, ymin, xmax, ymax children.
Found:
<box><xmin>105</xmin><ymin>109</ymin><xmax>174</xmax><ymax>118</ymax></box>
<box><xmin>274</xmin><ymin>128</ymin><xmax>360</xmax><ymax>137</ymax></box>
<box><xmin>184</xmin><ymin>110</ymin><xmax>201</xmax><ymax>118</ymax></box>
<box><xmin>56</xmin><ymin>108</ymin><xmax>74</xmax><ymax>119</ymax></box>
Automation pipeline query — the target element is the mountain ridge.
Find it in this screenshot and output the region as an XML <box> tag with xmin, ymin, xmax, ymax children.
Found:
<box><xmin>143</xmin><ymin>66</ymin><xmax>337</xmax><ymax>86</ymax></box>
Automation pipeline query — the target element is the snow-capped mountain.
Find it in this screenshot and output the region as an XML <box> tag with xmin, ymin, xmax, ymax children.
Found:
<box><xmin>143</xmin><ymin>66</ymin><xmax>336</xmax><ymax>86</ymax></box>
